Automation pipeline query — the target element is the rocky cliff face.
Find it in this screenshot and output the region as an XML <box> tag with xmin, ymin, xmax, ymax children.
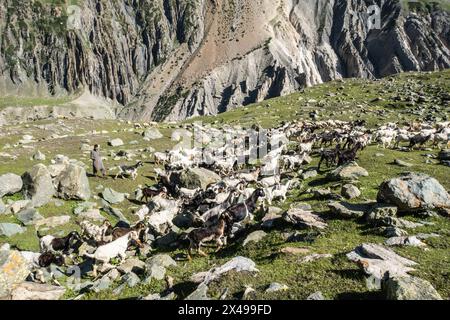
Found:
<box><xmin>1</xmin><ymin>0</ymin><xmax>449</xmax><ymax>122</ymax></box>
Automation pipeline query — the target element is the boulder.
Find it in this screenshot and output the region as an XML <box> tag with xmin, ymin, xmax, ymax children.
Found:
<box><xmin>377</xmin><ymin>173</ymin><xmax>450</xmax><ymax>211</ymax></box>
<box><xmin>55</xmin><ymin>164</ymin><xmax>91</xmax><ymax>201</ymax></box>
<box><xmin>102</xmin><ymin>203</ymin><xmax>129</xmax><ymax>224</ymax></box>
<box><xmin>384</xmin><ymin>276</ymin><xmax>442</xmax><ymax>300</ymax></box>
<box><xmin>10</xmin><ymin>200</ymin><xmax>32</xmax><ymax>214</ymax></box>
<box><xmin>185</xmin><ymin>283</ymin><xmax>210</xmax><ymax>300</ymax></box>
<box><xmin>243</xmin><ymin>231</ymin><xmax>267</xmax><ymax>246</ymax></box>
<box><xmin>0</xmin><ymin>250</ymin><xmax>30</xmax><ymax>297</ymax></box>
<box><xmin>9</xmin><ymin>282</ymin><xmax>66</xmax><ymax>300</ymax></box>
<box><xmin>365</xmin><ymin>204</ymin><xmax>398</xmax><ymax>224</ymax></box>
<box><xmin>393</xmin><ymin>159</ymin><xmax>413</xmax><ymax>168</ymax></box>
<box><xmin>47</xmin><ymin>164</ymin><xmax>67</xmax><ymax>178</ymax></box>
<box><xmin>328</xmin><ymin>201</ymin><xmax>367</xmax><ymax>219</ymax></box>
<box><xmin>265</xmin><ymin>282</ymin><xmax>289</xmax><ymax>293</ymax></box>
<box><xmin>32</xmin><ymin>150</ymin><xmax>46</xmax><ymax>161</ymax></box>
<box><xmin>191</xmin><ymin>256</ymin><xmax>258</xmax><ymax>285</ymax></box>
<box><xmin>143</xmin><ymin>128</ymin><xmax>163</xmax><ymax>140</ymax></box>
<box><xmin>173</xmin><ymin>168</ymin><xmax>221</xmax><ymax>189</ymax></box>
<box><xmin>307</xmin><ymin>291</ymin><xmax>325</xmax><ymax>300</ymax></box>
<box><xmin>15</xmin><ymin>208</ymin><xmax>44</xmax><ymax>226</ymax></box>
<box><xmin>347</xmin><ymin>243</ymin><xmax>417</xmax><ymax>281</ymax></box>
<box><xmin>0</xmin><ymin>173</ymin><xmax>23</xmax><ymax>197</ymax></box>
<box><xmin>108</xmin><ymin>138</ymin><xmax>124</xmax><ymax>147</ymax></box>
<box><xmin>298</xmin><ymin>254</ymin><xmax>333</xmax><ymax>264</ymax></box>
<box><xmin>327</xmin><ymin>162</ymin><xmax>368</xmax><ymax>181</ymax></box>
<box><xmin>102</xmin><ymin>188</ymin><xmax>125</xmax><ymax>204</ymax></box>
<box><xmin>283</xmin><ymin>208</ymin><xmax>327</xmax><ymax>229</ymax></box>
<box><xmin>0</xmin><ymin>223</ymin><xmax>26</xmax><ymax>237</ymax></box>
<box><xmin>341</xmin><ymin>184</ymin><xmax>361</xmax><ymax>199</ymax></box>
<box><xmin>21</xmin><ymin>164</ymin><xmax>55</xmax><ymax>207</ymax></box>
<box><xmin>385</xmin><ymin>236</ymin><xmax>426</xmax><ymax>247</ymax></box>
<box><xmin>146</xmin><ymin>254</ymin><xmax>177</xmax><ymax>269</ymax></box>
<box><xmin>35</xmin><ymin>216</ymin><xmax>71</xmax><ymax>229</ymax></box>
<box><xmin>279</xmin><ymin>247</ymin><xmax>310</xmax><ymax>255</ymax></box>
<box><xmin>118</xmin><ymin>258</ymin><xmax>146</xmax><ymax>275</ymax></box>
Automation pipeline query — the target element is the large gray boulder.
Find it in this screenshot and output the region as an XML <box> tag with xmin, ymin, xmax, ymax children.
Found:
<box><xmin>173</xmin><ymin>168</ymin><xmax>221</xmax><ymax>189</ymax></box>
<box><xmin>327</xmin><ymin>162</ymin><xmax>368</xmax><ymax>181</ymax></box>
<box><xmin>283</xmin><ymin>208</ymin><xmax>327</xmax><ymax>229</ymax></box>
<box><xmin>0</xmin><ymin>250</ymin><xmax>30</xmax><ymax>297</ymax></box>
<box><xmin>0</xmin><ymin>173</ymin><xmax>23</xmax><ymax>198</ymax></box>
<box><xmin>22</xmin><ymin>164</ymin><xmax>55</xmax><ymax>207</ymax></box>
<box><xmin>384</xmin><ymin>276</ymin><xmax>442</xmax><ymax>300</ymax></box>
<box><xmin>377</xmin><ymin>173</ymin><xmax>450</xmax><ymax>211</ymax></box>
<box><xmin>55</xmin><ymin>164</ymin><xmax>91</xmax><ymax>201</ymax></box>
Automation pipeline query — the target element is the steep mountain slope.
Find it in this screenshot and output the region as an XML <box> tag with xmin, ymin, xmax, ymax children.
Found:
<box><xmin>1</xmin><ymin>0</ymin><xmax>449</xmax><ymax>122</ymax></box>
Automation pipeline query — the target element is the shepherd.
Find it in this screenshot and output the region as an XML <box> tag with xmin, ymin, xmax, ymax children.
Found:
<box><xmin>90</xmin><ymin>144</ymin><xmax>107</xmax><ymax>178</ymax></box>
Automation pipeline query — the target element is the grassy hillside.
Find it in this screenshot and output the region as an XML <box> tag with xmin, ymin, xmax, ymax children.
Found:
<box><xmin>0</xmin><ymin>70</ymin><xmax>449</xmax><ymax>300</ymax></box>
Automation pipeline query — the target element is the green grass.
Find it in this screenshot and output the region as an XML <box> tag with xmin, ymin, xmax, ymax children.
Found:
<box><xmin>0</xmin><ymin>70</ymin><xmax>449</xmax><ymax>300</ymax></box>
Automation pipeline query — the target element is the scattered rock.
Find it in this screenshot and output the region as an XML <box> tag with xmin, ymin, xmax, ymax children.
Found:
<box><xmin>191</xmin><ymin>256</ymin><xmax>258</xmax><ymax>285</ymax></box>
<box><xmin>328</xmin><ymin>162</ymin><xmax>368</xmax><ymax>181</ymax></box>
<box><xmin>0</xmin><ymin>200</ymin><xmax>5</xmax><ymax>215</ymax></box>
<box><xmin>385</xmin><ymin>236</ymin><xmax>426</xmax><ymax>247</ymax></box>
<box><xmin>377</xmin><ymin>172</ymin><xmax>450</xmax><ymax>211</ymax></box>
<box><xmin>102</xmin><ymin>203</ymin><xmax>129</xmax><ymax>223</ymax></box>
<box><xmin>365</xmin><ymin>204</ymin><xmax>398</xmax><ymax>224</ymax></box>
<box><xmin>347</xmin><ymin>243</ymin><xmax>417</xmax><ymax>281</ymax></box>
<box><xmin>10</xmin><ymin>200</ymin><xmax>31</xmax><ymax>214</ymax></box>
<box><xmin>15</xmin><ymin>208</ymin><xmax>44</xmax><ymax>226</ymax></box>
<box><xmin>0</xmin><ymin>223</ymin><xmax>26</xmax><ymax>237</ymax></box>
<box><xmin>143</xmin><ymin>128</ymin><xmax>163</xmax><ymax>140</ymax></box>
<box><xmin>384</xmin><ymin>276</ymin><xmax>442</xmax><ymax>300</ymax></box>
<box><xmin>185</xmin><ymin>283</ymin><xmax>210</xmax><ymax>300</ymax></box>
<box><xmin>279</xmin><ymin>247</ymin><xmax>310</xmax><ymax>255</ymax></box>
<box><xmin>118</xmin><ymin>258</ymin><xmax>146</xmax><ymax>274</ymax></box>
<box><xmin>102</xmin><ymin>188</ymin><xmax>125</xmax><ymax>204</ymax></box>
<box><xmin>0</xmin><ymin>173</ymin><xmax>23</xmax><ymax>197</ymax></box>
<box><xmin>243</xmin><ymin>231</ymin><xmax>267</xmax><ymax>246</ymax></box>
<box><xmin>108</xmin><ymin>138</ymin><xmax>124</xmax><ymax>147</ymax></box>
<box><xmin>438</xmin><ymin>149</ymin><xmax>450</xmax><ymax>161</ymax></box>
<box><xmin>393</xmin><ymin>159</ymin><xmax>413</xmax><ymax>167</ymax></box>
<box><xmin>32</xmin><ymin>150</ymin><xmax>46</xmax><ymax>161</ymax></box>
<box><xmin>328</xmin><ymin>201</ymin><xmax>366</xmax><ymax>219</ymax></box>
<box><xmin>35</xmin><ymin>215</ymin><xmax>71</xmax><ymax>229</ymax></box>
<box><xmin>9</xmin><ymin>282</ymin><xmax>65</xmax><ymax>300</ymax></box>
<box><xmin>265</xmin><ymin>282</ymin><xmax>288</xmax><ymax>293</ymax></box>
<box><xmin>298</xmin><ymin>253</ymin><xmax>332</xmax><ymax>264</ymax></box>
<box><xmin>0</xmin><ymin>250</ymin><xmax>30</xmax><ymax>297</ymax></box>
<box><xmin>22</xmin><ymin>164</ymin><xmax>55</xmax><ymax>207</ymax></box>
<box><xmin>301</xmin><ymin>170</ymin><xmax>317</xmax><ymax>180</ymax></box>
<box><xmin>174</xmin><ymin>168</ymin><xmax>221</xmax><ymax>189</ymax></box>
<box><xmin>283</xmin><ymin>208</ymin><xmax>327</xmax><ymax>229</ymax></box>
<box><xmin>78</xmin><ymin>209</ymin><xmax>105</xmax><ymax>222</ymax></box>
<box><xmin>307</xmin><ymin>291</ymin><xmax>325</xmax><ymax>300</ymax></box>
<box><xmin>55</xmin><ymin>164</ymin><xmax>91</xmax><ymax>201</ymax></box>
<box><xmin>341</xmin><ymin>184</ymin><xmax>361</xmax><ymax>199</ymax></box>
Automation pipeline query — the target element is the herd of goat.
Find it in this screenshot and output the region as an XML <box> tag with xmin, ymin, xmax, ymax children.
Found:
<box><xmin>20</xmin><ymin>119</ymin><xmax>450</xmax><ymax>282</ymax></box>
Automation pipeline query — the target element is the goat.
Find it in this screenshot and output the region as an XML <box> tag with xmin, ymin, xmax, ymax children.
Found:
<box><xmin>38</xmin><ymin>251</ymin><xmax>65</xmax><ymax>268</ymax></box>
<box><xmin>84</xmin><ymin>231</ymin><xmax>143</xmax><ymax>277</ymax></box>
<box><xmin>187</xmin><ymin>213</ymin><xmax>233</xmax><ymax>259</ymax></box>
<box><xmin>110</xmin><ymin>221</ymin><xmax>147</xmax><ymax>241</ymax></box>
<box><xmin>224</xmin><ymin>188</ymin><xmax>266</xmax><ymax>223</ymax></box>
<box><xmin>142</xmin><ymin>186</ymin><xmax>167</xmax><ymax>203</ymax></box>
<box><xmin>409</xmin><ymin>134</ymin><xmax>432</xmax><ymax>150</ymax></box>
<box><xmin>318</xmin><ymin>145</ymin><xmax>340</xmax><ymax>171</ymax></box>
<box><xmin>38</xmin><ymin>231</ymin><xmax>82</xmax><ymax>254</ymax></box>
<box><xmin>337</xmin><ymin>142</ymin><xmax>363</xmax><ymax>166</ymax></box>
<box><xmin>114</xmin><ymin>161</ymin><xmax>144</xmax><ymax>180</ymax></box>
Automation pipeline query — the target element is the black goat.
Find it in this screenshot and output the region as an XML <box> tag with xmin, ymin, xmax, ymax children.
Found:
<box><xmin>224</xmin><ymin>188</ymin><xmax>265</xmax><ymax>223</ymax></box>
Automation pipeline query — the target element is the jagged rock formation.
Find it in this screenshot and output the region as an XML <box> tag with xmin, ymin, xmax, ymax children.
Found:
<box><xmin>1</xmin><ymin>0</ymin><xmax>449</xmax><ymax>122</ymax></box>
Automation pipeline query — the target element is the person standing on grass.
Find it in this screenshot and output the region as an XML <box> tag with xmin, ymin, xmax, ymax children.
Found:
<box><xmin>90</xmin><ymin>144</ymin><xmax>107</xmax><ymax>178</ymax></box>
